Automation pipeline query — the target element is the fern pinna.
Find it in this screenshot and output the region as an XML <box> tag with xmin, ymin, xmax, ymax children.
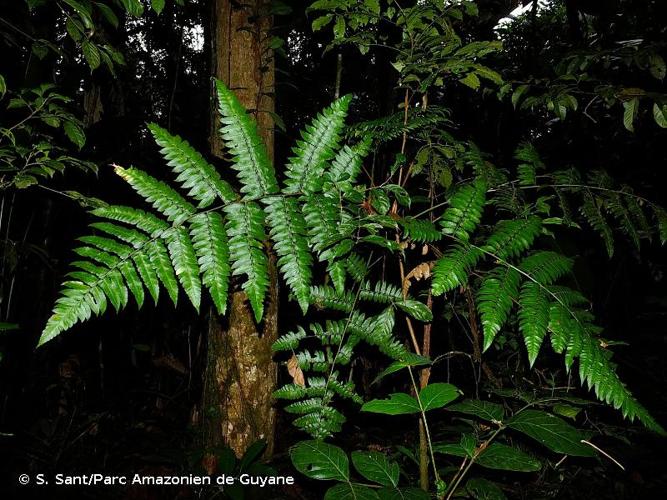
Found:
<box><xmin>41</xmin><ymin>82</ymin><xmax>664</xmax><ymax>440</ymax></box>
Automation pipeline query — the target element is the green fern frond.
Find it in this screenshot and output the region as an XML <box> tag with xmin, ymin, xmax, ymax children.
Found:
<box><xmin>606</xmin><ymin>192</ymin><xmax>641</xmax><ymax>250</ymax></box>
<box><xmin>190</xmin><ymin>212</ymin><xmax>230</xmax><ymax>315</ymax></box>
<box><xmin>327</xmin><ymin>260</ymin><xmax>346</xmax><ymax>295</ymax></box>
<box><xmin>653</xmin><ymin>205</ymin><xmax>667</xmax><ymax>244</ymax></box>
<box><xmin>147</xmin><ymin>239</ymin><xmax>180</xmax><ymax>305</ymax></box>
<box><xmin>310</xmin><ymin>285</ymin><xmax>355</xmax><ymax>312</ymax></box>
<box><xmin>148</xmin><ymin>123</ymin><xmax>236</xmax><ymax>207</ymax></box>
<box><xmin>519</xmin><ymin>251</ymin><xmax>572</xmax><ymax>285</ymax></box>
<box><xmin>546</xmin><ymin>285</ymin><xmax>588</xmax><ymax>307</ymax></box>
<box><xmin>478</xmin><ymin>266</ymin><xmax>520</xmax><ymax>351</ymax></box>
<box><xmin>359</xmin><ymin>281</ymin><xmax>403</xmax><ymax>304</ymax></box>
<box><xmin>91</xmin><ymin>205</ymin><xmax>170</xmax><ymax>237</ymax></box>
<box><xmin>326</xmin><ymin>138</ymin><xmax>371</xmax><ymax>187</ymax></box>
<box><xmin>114</xmin><ymin>166</ymin><xmax>195</xmax><ymax>226</ymax></box>
<box><xmin>224</xmin><ymin>201</ymin><xmax>269</xmax><ymax>322</ymax></box>
<box><xmin>293</xmin><ymin>406</ymin><xmax>346</xmax><ymax>439</ymax></box>
<box><xmin>302</xmin><ymin>193</ymin><xmax>346</xmax><ymax>254</ymax></box>
<box><xmin>165</xmin><ymin>226</ymin><xmax>201</xmax><ymax>311</ymax></box>
<box><xmin>131</xmin><ymin>248</ymin><xmax>160</xmax><ymax>304</ymax></box>
<box><xmin>346</xmin><ymin>253</ymin><xmax>368</xmax><ymax>283</ymax></box>
<box><xmin>517</xmin><ymin>164</ymin><xmax>536</xmax><ymax>187</ymax></box>
<box><xmin>518</xmin><ymin>282</ymin><xmax>550</xmax><ymax>367</ymax></box>
<box><xmin>214</xmin><ymin>79</ymin><xmax>278</xmax><ymax>199</ymax></box>
<box><xmin>440</xmin><ymin>179</ymin><xmax>487</xmax><ymax>241</ymax></box>
<box><xmin>284</xmin><ymin>95</ymin><xmax>352</xmax><ymax>194</ymax></box>
<box><xmin>273</xmin><ymin>383</ymin><xmax>308</xmax><ymax>400</ymax></box>
<box><xmin>515</xmin><ymin>143</ymin><xmax>544</xmax><ymax>187</ymax></box>
<box><xmin>399</xmin><ymin>217</ymin><xmax>443</xmax><ymax>243</ymax></box>
<box><xmin>580</xmin><ymin>191</ymin><xmax>614</xmax><ymax>257</ymax></box>
<box><xmin>431</xmin><ymin>244</ymin><xmax>482</xmax><ymax>296</ymax></box>
<box><xmin>264</xmin><ymin>196</ymin><xmax>313</xmax><ymax>313</ymax></box>
<box><xmin>90</xmin><ymin>222</ymin><xmax>147</xmax><ymax>246</ymax></box>
<box><xmin>484</xmin><ymin>216</ymin><xmax>542</xmax><ymax>260</ymax></box>
<box><xmin>285</xmin><ymin>398</ymin><xmax>327</xmax><ymax>415</ymax></box>
<box><xmin>347</xmin><ymin>106</ymin><xmax>451</xmax><ymax>143</ymax></box>
<box><xmin>272</xmin><ymin>326</ymin><xmax>308</xmax><ymax>352</ymax></box>
<box><xmin>40</xmin><ymin>282</ymin><xmax>107</xmax><ymax>346</ymax></box>
<box><xmin>76</xmin><ymin>235</ymin><xmax>146</xmax><ymax>308</ymax></box>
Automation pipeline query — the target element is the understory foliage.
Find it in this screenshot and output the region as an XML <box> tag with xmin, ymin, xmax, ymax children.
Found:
<box><xmin>40</xmin><ymin>3</ymin><xmax>666</xmax><ymax>497</ymax></box>
<box><xmin>42</xmin><ymin>80</ymin><xmax>665</xmax><ymax>430</ymax></box>
<box><xmin>19</xmin><ymin>0</ymin><xmax>666</xmax><ymax>498</ymax></box>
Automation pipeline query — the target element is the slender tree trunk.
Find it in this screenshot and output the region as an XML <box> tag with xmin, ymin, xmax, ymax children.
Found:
<box><xmin>202</xmin><ymin>0</ymin><xmax>278</xmax><ymax>460</ymax></box>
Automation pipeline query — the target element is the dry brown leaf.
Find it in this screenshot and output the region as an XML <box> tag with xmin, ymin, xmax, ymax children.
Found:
<box><xmin>403</xmin><ymin>261</ymin><xmax>435</xmax><ymax>296</ymax></box>
<box><xmin>287</xmin><ymin>354</ymin><xmax>306</xmax><ymax>387</ymax></box>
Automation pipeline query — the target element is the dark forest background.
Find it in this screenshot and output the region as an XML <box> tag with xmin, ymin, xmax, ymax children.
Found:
<box><xmin>1</xmin><ymin>1</ymin><xmax>666</xmax><ymax>499</ymax></box>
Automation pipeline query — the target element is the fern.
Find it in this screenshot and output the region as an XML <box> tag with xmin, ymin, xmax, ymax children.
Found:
<box><xmin>40</xmin><ymin>82</ymin><xmax>664</xmax><ymax>440</ymax></box>
<box><xmin>148</xmin><ymin>123</ymin><xmax>236</xmax><ymax>206</ymax></box>
<box><xmin>440</xmin><ymin>179</ymin><xmax>487</xmax><ymax>240</ymax></box>
<box><xmin>431</xmin><ymin>244</ymin><xmax>482</xmax><ymax>296</ymax></box>
<box><xmin>40</xmin><ymin>80</ymin><xmax>356</xmax><ymax>343</ymax></box>
<box><xmin>477</xmin><ymin>266</ymin><xmax>520</xmax><ymax>351</ymax></box>
<box><xmin>519</xmin><ymin>251</ymin><xmax>572</xmax><ymax>285</ymax></box>
<box><xmin>284</xmin><ymin>95</ymin><xmax>351</xmax><ymax>194</ymax></box>
<box><xmin>483</xmin><ymin>216</ymin><xmax>542</xmax><ymax>260</ymax></box>
<box><xmin>115</xmin><ymin>166</ymin><xmax>195</xmax><ymax>225</ymax></box>
<box><xmin>190</xmin><ymin>212</ymin><xmax>229</xmax><ymax>315</ymax></box>
<box><xmin>399</xmin><ymin>217</ymin><xmax>443</xmax><ymax>243</ymax></box>
<box><xmin>517</xmin><ymin>282</ymin><xmax>550</xmax><ymax>367</ymax></box>
<box><xmin>224</xmin><ymin>201</ymin><xmax>269</xmax><ymax>322</ymax></box>
<box><xmin>264</xmin><ymin>196</ymin><xmax>313</xmax><ymax>313</ymax></box>
<box><xmin>580</xmin><ymin>191</ymin><xmax>615</xmax><ymax>257</ymax></box>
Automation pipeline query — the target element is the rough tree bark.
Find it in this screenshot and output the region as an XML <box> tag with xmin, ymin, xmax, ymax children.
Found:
<box><xmin>202</xmin><ymin>0</ymin><xmax>278</xmax><ymax>460</ymax></box>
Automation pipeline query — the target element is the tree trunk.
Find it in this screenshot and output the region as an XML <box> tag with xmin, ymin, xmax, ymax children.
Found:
<box><xmin>202</xmin><ymin>0</ymin><xmax>278</xmax><ymax>460</ymax></box>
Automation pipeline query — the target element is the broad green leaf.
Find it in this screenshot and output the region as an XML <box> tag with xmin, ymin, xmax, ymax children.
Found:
<box><xmin>119</xmin><ymin>0</ymin><xmax>144</xmax><ymax>17</ymax></box>
<box><xmin>290</xmin><ymin>440</ymin><xmax>349</xmax><ymax>481</ymax></box>
<box><xmin>418</xmin><ymin>383</ymin><xmax>460</xmax><ymax>411</ymax></box>
<box><xmin>81</xmin><ymin>40</ymin><xmax>101</xmax><ymax>70</ymax></box>
<box><xmin>460</xmin><ymin>72</ymin><xmax>480</xmax><ymax>90</ymax></box>
<box><xmin>361</xmin><ymin>393</ymin><xmax>420</xmax><ymax>415</ymax></box>
<box><xmin>435</xmin><ymin>441</ymin><xmax>540</xmax><ymax>472</ymax></box>
<box><xmin>448</xmin><ymin>399</ymin><xmax>504</xmax><ymax>422</ymax></box>
<box><xmin>95</xmin><ymin>2</ymin><xmax>119</xmax><ymax>28</ymax></box>
<box><xmin>151</xmin><ymin>0</ymin><xmax>166</xmax><ymax>14</ymax></box>
<box><xmin>507</xmin><ymin>410</ymin><xmax>594</xmax><ymax>457</ymax></box>
<box><xmin>653</xmin><ymin>103</ymin><xmax>667</xmax><ymax>128</ymax></box>
<box><xmin>397</xmin><ymin>300</ymin><xmax>433</xmax><ymax>322</ymax></box>
<box><xmin>312</xmin><ymin>14</ymin><xmax>333</xmax><ymax>32</ymax></box>
<box><xmin>460</xmin><ymin>433</ymin><xmax>476</xmax><ymax>457</ymax></box>
<box><xmin>552</xmin><ymin>403</ymin><xmax>582</xmax><ymax>421</ymax></box>
<box><xmin>373</xmin><ymin>355</ymin><xmax>431</xmax><ymax>384</ymax></box>
<box><xmin>351</xmin><ymin>451</ymin><xmax>399</xmax><ymax>487</ymax></box>
<box><xmin>465</xmin><ymin>478</ymin><xmax>507</xmax><ymax>500</ymax></box>
<box><xmin>325</xmin><ymin>483</ymin><xmax>379</xmax><ymax>500</ymax></box>
<box><xmin>622</xmin><ymin>98</ymin><xmax>638</xmax><ymax>132</ymax></box>
<box><xmin>63</xmin><ymin>120</ymin><xmax>86</xmax><ymax>149</ymax></box>
<box><xmin>333</xmin><ymin>16</ymin><xmax>346</xmax><ymax>39</ymax></box>
<box><xmin>475</xmin><ymin>443</ymin><xmax>541</xmax><ymax>472</ymax></box>
<box><xmin>649</xmin><ymin>53</ymin><xmax>666</xmax><ymax>80</ymax></box>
